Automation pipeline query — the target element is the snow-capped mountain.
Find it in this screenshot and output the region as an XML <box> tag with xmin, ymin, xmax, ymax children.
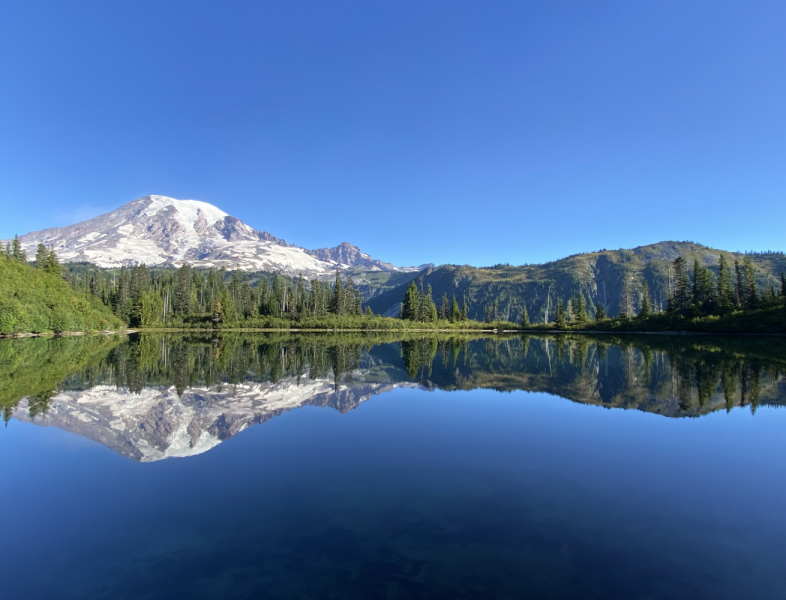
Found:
<box><xmin>13</xmin><ymin>376</ymin><xmax>416</xmax><ymax>462</ymax></box>
<box><xmin>13</xmin><ymin>195</ymin><xmax>424</xmax><ymax>275</ymax></box>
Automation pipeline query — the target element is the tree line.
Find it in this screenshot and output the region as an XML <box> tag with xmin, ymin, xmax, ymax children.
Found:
<box><xmin>74</xmin><ymin>263</ymin><xmax>368</xmax><ymax>326</ymax></box>
<box><xmin>399</xmin><ymin>280</ymin><xmax>471</xmax><ymax>323</ymax></box>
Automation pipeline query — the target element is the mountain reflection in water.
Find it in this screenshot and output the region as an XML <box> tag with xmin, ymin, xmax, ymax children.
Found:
<box><xmin>3</xmin><ymin>332</ymin><xmax>786</xmax><ymax>460</ymax></box>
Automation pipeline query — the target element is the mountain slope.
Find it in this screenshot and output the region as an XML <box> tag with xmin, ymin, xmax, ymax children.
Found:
<box><xmin>11</xmin><ymin>195</ymin><xmax>417</xmax><ymax>276</ymax></box>
<box><xmin>366</xmin><ymin>242</ymin><xmax>786</xmax><ymax>322</ymax></box>
<box><xmin>0</xmin><ymin>258</ymin><xmax>124</xmax><ymax>334</ymax></box>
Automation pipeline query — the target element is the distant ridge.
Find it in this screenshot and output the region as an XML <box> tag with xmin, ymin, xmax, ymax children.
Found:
<box><xmin>366</xmin><ymin>241</ymin><xmax>786</xmax><ymax>322</ymax></box>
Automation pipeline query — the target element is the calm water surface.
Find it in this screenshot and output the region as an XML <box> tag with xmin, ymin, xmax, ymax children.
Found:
<box><xmin>1</xmin><ymin>333</ymin><xmax>785</xmax><ymax>599</ymax></box>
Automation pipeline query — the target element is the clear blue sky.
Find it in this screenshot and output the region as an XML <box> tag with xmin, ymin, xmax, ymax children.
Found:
<box><xmin>1</xmin><ymin>1</ymin><xmax>784</xmax><ymax>267</ymax></box>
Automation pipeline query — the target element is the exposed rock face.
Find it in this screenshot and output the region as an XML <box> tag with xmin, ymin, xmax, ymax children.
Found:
<box><xmin>306</xmin><ymin>241</ymin><xmax>400</xmax><ymax>271</ymax></box>
<box><xmin>13</xmin><ymin>195</ymin><xmax>421</xmax><ymax>276</ymax></box>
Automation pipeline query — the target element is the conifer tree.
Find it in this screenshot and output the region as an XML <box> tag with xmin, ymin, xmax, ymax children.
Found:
<box><xmin>734</xmin><ymin>260</ymin><xmax>744</xmax><ymax>306</ymax></box>
<box><xmin>781</xmin><ymin>271</ymin><xmax>786</xmax><ymax>299</ymax></box>
<box><xmin>418</xmin><ymin>284</ymin><xmax>437</xmax><ymax>322</ymax></box>
<box><xmin>691</xmin><ymin>259</ymin><xmax>703</xmax><ymax>310</ymax></box>
<box><xmin>45</xmin><ymin>248</ymin><xmax>61</xmax><ymax>276</ymax></box>
<box><xmin>450</xmin><ymin>296</ymin><xmax>460</xmax><ymax>323</ymax></box>
<box><xmin>461</xmin><ymin>299</ymin><xmax>468</xmax><ymax>321</ymax></box>
<box><xmin>639</xmin><ymin>280</ymin><xmax>652</xmax><ymax>318</ymax></box>
<box><xmin>574</xmin><ymin>294</ymin><xmax>588</xmax><ymax>324</ymax></box>
<box><xmin>364</xmin><ymin>305</ymin><xmax>373</xmax><ymax>316</ymax></box>
<box><xmin>554</xmin><ymin>299</ymin><xmax>566</xmax><ymax>328</ymax></box>
<box><xmin>344</xmin><ymin>275</ymin><xmax>360</xmax><ymax>316</ymax></box>
<box><xmin>717</xmin><ymin>255</ymin><xmax>734</xmax><ymax>310</ymax></box>
<box><xmin>439</xmin><ymin>293</ymin><xmax>449</xmax><ymax>320</ymax></box>
<box><xmin>89</xmin><ymin>273</ymin><xmax>100</xmax><ymax>297</ymax></box>
<box><xmin>173</xmin><ymin>264</ymin><xmax>192</xmax><ymax>317</ymax></box>
<box><xmin>619</xmin><ymin>271</ymin><xmax>635</xmax><ymax>318</ymax></box>
<box><xmin>11</xmin><ymin>235</ymin><xmax>26</xmax><ymax>263</ymax></box>
<box><xmin>595</xmin><ymin>302</ymin><xmax>606</xmax><ymax>322</ymax></box>
<box><xmin>114</xmin><ymin>266</ymin><xmax>131</xmax><ymax>323</ymax></box>
<box><xmin>331</xmin><ymin>270</ymin><xmax>345</xmax><ymax>316</ymax></box>
<box><xmin>294</xmin><ymin>274</ymin><xmax>306</xmax><ymax>317</ymax></box>
<box><xmin>520</xmin><ymin>305</ymin><xmax>530</xmax><ymax>328</ymax></box>
<box><xmin>35</xmin><ymin>243</ymin><xmax>49</xmax><ymax>269</ymax></box>
<box><xmin>401</xmin><ymin>281</ymin><xmax>419</xmax><ymax>320</ymax></box>
<box><xmin>744</xmin><ymin>257</ymin><xmax>759</xmax><ymax>309</ymax></box>
<box><xmin>668</xmin><ymin>257</ymin><xmax>690</xmax><ymax>313</ymax></box>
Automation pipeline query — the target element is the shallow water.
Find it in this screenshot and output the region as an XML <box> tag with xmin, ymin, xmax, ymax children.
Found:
<box><xmin>1</xmin><ymin>333</ymin><xmax>785</xmax><ymax>599</ymax></box>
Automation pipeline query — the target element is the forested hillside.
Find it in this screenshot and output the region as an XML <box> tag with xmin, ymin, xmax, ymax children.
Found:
<box><xmin>0</xmin><ymin>240</ymin><xmax>124</xmax><ymax>335</ymax></box>
<box><xmin>366</xmin><ymin>242</ymin><xmax>786</xmax><ymax>324</ymax></box>
<box><xmin>8</xmin><ymin>238</ymin><xmax>784</xmax><ymax>333</ymax></box>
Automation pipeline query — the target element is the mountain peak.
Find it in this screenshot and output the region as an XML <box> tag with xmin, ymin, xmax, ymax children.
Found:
<box><xmin>12</xmin><ymin>195</ymin><xmax>417</xmax><ymax>276</ymax></box>
<box><xmin>132</xmin><ymin>195</ymin><xmax>229</xmax><ymax>228</ymax></box>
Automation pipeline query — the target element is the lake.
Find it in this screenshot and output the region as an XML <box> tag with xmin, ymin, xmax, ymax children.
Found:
<box><xmin>2</xmin><ymin>332</ymin><xmax>785</xmax><ymax>599</ymax></box>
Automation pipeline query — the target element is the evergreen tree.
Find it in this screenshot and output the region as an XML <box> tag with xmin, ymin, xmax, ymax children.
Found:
<box><xmin>344</xmin><ymin>276</ymin><xmax>361</xmax><ymax>316</ymax></box>
<box><xmin>639</xmin><ymin>280</ymin><xmax>652</xmax><ymax>318</ymax></box>
<box><xmin>114</xmin><ymin>266</ymin><xmax>131</xmax><ymax>323</ymax></box>
<box><xmin>668</xmin><ymin>257</ymin><xmax>690</xmax><ymax>313</ymax></box>
<box><xmin>129</xmin><ymin>264</ymin><xmax>151</xmax><ymax>326</ymax></box>
<box><xmin>418</xmin><ymin>284</ymin><xmax>438</xmax><ymax>322</ymax></box>
<box><xmin>89</xmin><ymin>273</ymin><xmax>100</xmax><ymax>297</ymax></box>
<box><xmin>734</xmin><ymin>260</ymin><xmax>744</xmax><ymax>306</ymax></box>
<box><xmin>717</xmin><ymin>254</ymin><xmax>735</xmax><ymax>311</ymax></box>
<box><xmin>520</xmin><ymin>305</ymin><xmax>530</xmax><ymax>327</ymax></box>
<box><xmin>781</xmin><ymin>271</ymin><xmax>786</xmax><ymax>300</ymax></box>
<box><xmin>45</xmin><ymin>248</ymin><xmax>61</xmax><ymax>276</ymax></box>
<box><xmin>439</xmin><ymin>293</ymin><xmax>449</xmax><ymax>320</ymax></box>
<box><xmin>595</xmin><ymin>302</ymin><xmax>606</xmax><ymax>322</ymax></box>
<box><xmin>691</xmin><ymin>259</ymin><xmax>703</xmax><ymax>310</ymax></box>
<box><xmin>11</xmin><ymin>235</ymin><xmax>26</xmax><ymax>263</ymax></box>
<box><xmin>450</xmin><ymin>296</ymin><xmax>460</xmax><ymax>323</ymax></box>
<box><xmin>364</xmin><ymin>305</ymin><xmax>373</xmax><ymax>316</ymax></box>
<box><xmin>212</xmin><ymin>288</ymin><xmax>235</xmax><ymax>323</ymax></box>
<box><xmin>573</xmin><ymin>294</ymin><xmax>588</xmax><ymax>324</ymax></box>
<box><xmin>554</xmin><ymin>299</ymin><xmax>566</xmax><ymax>328</ymax></box>
<box><xmin>401</xmin><ymin>281</ymin><xmax>419</xmax><ymax>320</ymax></box>
<box><xmin>331</xmin><ymin>270</ymin><xmax>345</xmax><ymax>316</ymax></box>
<box><xmin>295</xmin><ymin>274</ymin><xmax>306</xmax><ymax>316</ymax></box>
<box><xmin>461</xmin><ymin>299</ymin><xmax>468</xmax><ymax>321</ymax></box>
<box><xmin>744</xmin><ymin>257</ymin><xmax>759</xmax><ymax>309</ymax></box>
<box><xmin>619</xmin><ymin>271</ymin><xmax>634</xmax><ymax>318</ymax></box>
<box><xmin>35</xmin><ymin>243</ymin><xmax>49</xmax><ymax>269</ymax></box>
<box><xmin>173</xmin><ymin>264</ymin><xmax>192</xmax><ymax>317</ymax></box>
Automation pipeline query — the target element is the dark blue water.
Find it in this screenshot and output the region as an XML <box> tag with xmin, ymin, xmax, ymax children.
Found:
<box><xmin>2</xmin><ymin>334</ymin><xmax>785</xmax><ymax>599</ymax></box>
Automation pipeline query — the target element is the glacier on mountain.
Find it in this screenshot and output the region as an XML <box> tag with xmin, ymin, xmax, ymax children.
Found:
<box><xmin>12</xmin><ymin>195</ymin><xmax>420</xmax><ymax>276</ymax></box>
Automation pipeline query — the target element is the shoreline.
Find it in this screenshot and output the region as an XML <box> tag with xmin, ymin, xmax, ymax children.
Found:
<box><xmin>2</xmin><ymin>328</ymin><xmax>785</xmax><ymax>339</ymax></box>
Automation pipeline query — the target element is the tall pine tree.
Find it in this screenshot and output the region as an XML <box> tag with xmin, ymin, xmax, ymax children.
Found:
<box><xmin>717</xmin><ymin>254</ymin><xmax>735</xmax><ymax>311</ymax></box>
<box><xmin>595</xmin><ymin>302</ymin><xmax>606</xmax><ymax>321</ymax></box>
<box><xmin>554</xmin><ymin>299</ymin><xmax>566</xmax><ymax>328</ymax></box>
<box><xmin>639</xmin><ymin>280</ymin><xmax>652</xmax><ymax>318</ymax></box>
<box><xmin>450</xmin><ymin>296</ymin><xmax>460</xmax><ymax>323</ymax></box>
<box><xmin>520</xmin><ymin>305</ymin><xmax>530</xmax><ymax>327</ymax></box>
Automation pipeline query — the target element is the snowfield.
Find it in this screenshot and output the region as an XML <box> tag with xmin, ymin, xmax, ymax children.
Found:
<box><xmin>13</xmin><ymin>195</ymin><xmax>422</xmax><ymax>276</ymax></box>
